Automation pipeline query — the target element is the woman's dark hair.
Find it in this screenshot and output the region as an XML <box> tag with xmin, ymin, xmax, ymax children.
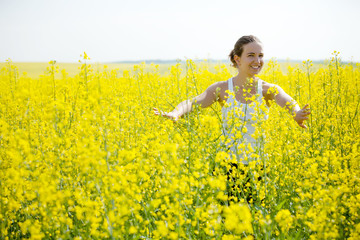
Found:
<box><xmin>229</xmin><ymin>35</ymin><xmax>261</xmax><ymax>67</ymax></box>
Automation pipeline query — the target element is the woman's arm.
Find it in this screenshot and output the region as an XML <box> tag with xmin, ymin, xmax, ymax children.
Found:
<box><xmin>154</xmin><ymin>81</ymin><xmax>224</xmax><ymax>121</ymax></box>
<box><xmin>266</xmin><ymin>84</ymin><xmax>311</xmax><ymax>128</ymax></box>
<box><xmin>153</xmin><ymin>99</ymin><xmax>192</xmax><ymax>121</ymax></box>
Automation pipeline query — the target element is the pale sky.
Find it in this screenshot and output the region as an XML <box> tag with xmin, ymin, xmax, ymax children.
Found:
<box><xmin>1</xmin><ymin>0</ymin><xmax>359</xmax><ymax>63</ymax></box>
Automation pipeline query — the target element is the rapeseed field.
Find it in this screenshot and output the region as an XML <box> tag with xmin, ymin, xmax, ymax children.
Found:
<box><xmin>1</xmin><ymin>53</ymin><xmax>359</xmax><ymax>239</ymax></box>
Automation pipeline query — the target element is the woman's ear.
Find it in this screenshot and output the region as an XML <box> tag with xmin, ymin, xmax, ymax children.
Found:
<box><xmin>234</xmin><ymin>55</ymin><xmax>240</xmax><ymax>67</ymax></box>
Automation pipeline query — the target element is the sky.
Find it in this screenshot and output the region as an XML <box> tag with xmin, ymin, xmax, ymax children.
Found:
<box><xmin>1</xmin><ymin>0</ymin><xmax>359</xmax><ymax>63</ymax></box>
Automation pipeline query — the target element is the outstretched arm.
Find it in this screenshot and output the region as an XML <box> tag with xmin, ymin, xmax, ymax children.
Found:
<box><xmin>153</xmin><ymin>99</ymin><xmax>192</xmax><ymax>121</ymax></box>
<box><xmin>154</xmin><ymin>82</ymin><xmax>223</xmax><ymax>121</ymax></box>
<box><xmin>268</xmin><ymin>84</ymin><xmax>311</xmax><ymax>128</ymax></box>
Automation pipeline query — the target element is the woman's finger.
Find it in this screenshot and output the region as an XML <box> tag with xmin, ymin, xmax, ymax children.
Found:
<box><xmin>153</xmin><ymin>108</ymin><xmax>166</xmax><ymax>117</ymax></box>
<box><xmin>301</xmin><ymin>111</ymin><xmax>311</xmax><ymax>116</ymax></box>
<box><xmin>302</xmin><ymin>104</ymin><xmax>309</xmax><ymax>109</ymax></box>
<box><xmin>153</xmin><ymin>110</ymin><xmax>159</xmax><ymax>115</ymax></box>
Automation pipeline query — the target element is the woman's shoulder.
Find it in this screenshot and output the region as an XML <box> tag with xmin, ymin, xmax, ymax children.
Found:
<box><xmin>207</xmin><ymin>78</ymin><xmax>230</xmax><ymax>92</ymax></box>
<box><xmin>203</xmin><ymin>79</ymin><xmax>231</xmax><ymax>104</ymax></box>
<box><xmin>259</xmin><ymin>79</ymin><xmax>277</xmax><ymax>92</ymax></box>
<box><xmin>259</xmin><ymin>79</ymin><xmax>283</xmax><ymax>99</ymax></box>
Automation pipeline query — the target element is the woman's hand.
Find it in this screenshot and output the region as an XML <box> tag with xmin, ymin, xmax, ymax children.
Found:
<box><xmin>294</xmin><ymin>104</ymin><xmax>311</xmax><ymax>128</ymax></box>
<box><xmin>153</xmin><ymin>108</ymin><xmax>179</xmax><ymax>122</ymax></box>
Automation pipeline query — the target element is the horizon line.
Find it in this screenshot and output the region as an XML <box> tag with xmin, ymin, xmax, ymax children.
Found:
<box><xmin>3</xmin><ymin>58</ymin><xmax>355</xmax><ymax>64</ymax></box>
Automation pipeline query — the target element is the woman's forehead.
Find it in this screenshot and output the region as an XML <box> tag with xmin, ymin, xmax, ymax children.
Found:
<box><xmin>243</xmin><ymin>42</ymin><xmax>264</xmax><ymax>53</ymax></box>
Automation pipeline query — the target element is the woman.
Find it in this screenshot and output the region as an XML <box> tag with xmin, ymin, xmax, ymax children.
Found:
<box><xmin>154</xmin><ymin>35</ymin><xmax>311</xmax><ymax>203</ymax></box>
<box><xmin>154</xmin><ymin>35</ymin><xmax>310</xmax><ymax>141</ymax></box>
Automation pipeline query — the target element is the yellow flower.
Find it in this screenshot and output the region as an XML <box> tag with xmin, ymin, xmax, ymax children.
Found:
<box><xmin>129</xmin><ymin>226</ymin><xmax>137</xmax><ymax>234</ymax></box>
<box><xmin>275</xmin><ymin>209</ymin><xmax>294</xmax><ymax>232</ymax></box>
<box><xmin>223</xmin><ymin>204</ymin><xmax>253</xmax><ymax>234</ymax></box>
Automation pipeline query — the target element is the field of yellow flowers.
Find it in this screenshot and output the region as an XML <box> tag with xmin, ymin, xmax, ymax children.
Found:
<box><xmin>1</xmin><ymin>53</ymin><xmax>360</xmax><ymax>239</ymax></box>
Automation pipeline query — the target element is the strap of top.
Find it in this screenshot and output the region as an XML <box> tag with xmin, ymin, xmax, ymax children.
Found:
<box><xmin>228</xmin><ymin>77</ymin><xmax>234</xmax><ymax>92</ymax></box>
<box><xmin>257</xmin><ymin>79</ymin><xmax>263</xmax><ymax>97</ymax></box>
<box><xmin>227</xmin><ymin>78</ymin><xmax>234</xmax><ymax>105</ymax></box>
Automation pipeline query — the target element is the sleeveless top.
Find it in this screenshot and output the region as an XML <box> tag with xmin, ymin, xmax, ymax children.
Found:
<box><xmin>221</xmin><ymin>77</ymin><xmax>268</xmax><ymax>164</ymax></box>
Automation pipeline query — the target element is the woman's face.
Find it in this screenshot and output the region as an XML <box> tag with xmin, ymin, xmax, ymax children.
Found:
<box><xmin>234</xmin><ymin>41</ymin><xmax>264</xmax><ymax>77</ymax></box>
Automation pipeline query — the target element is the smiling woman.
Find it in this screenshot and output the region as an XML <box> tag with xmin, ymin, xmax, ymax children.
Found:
<box><xmin>154</xmin><ymin>35</ymin><xmax>310</xmax><ymax>129</ymax></box>
<box><xmin>154</xmin><ymin>35</ymin><xmax>311</xmax><ymax>202</ymax></box>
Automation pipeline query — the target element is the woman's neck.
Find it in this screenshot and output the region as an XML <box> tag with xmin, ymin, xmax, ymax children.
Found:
<box><xmin>233</xmin><ymin>72</ymin><xmax>257</xmax><ymax>87</ymax></box>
